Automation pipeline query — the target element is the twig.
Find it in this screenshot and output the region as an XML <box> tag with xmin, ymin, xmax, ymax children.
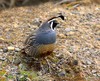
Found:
<box><xmin>55</xmin><ymin>0</ymin><xmax>76</xmax><ymax>5</ymax></box>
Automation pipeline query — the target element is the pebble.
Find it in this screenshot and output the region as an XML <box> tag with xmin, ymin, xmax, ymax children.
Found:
<box><xmin>73</xmin><ymin>60</ymin><xmax>78</xmax><ymax>65</ymax></box>
<box><xmin>33</xmin><ymin>18</ymin><xmax>42</xmax><ymax>26</ymax></box>
<box><xmin>0</xmin><ymin>57</ymin><xmax>6</xmax><ymax>61</ymax></box>
<box><xmin>37</xmin><ymin>71</ymin><xmax>42</xmax><ymax>76</ymax></box>
<box><xmin>96</xmin><ymin>38</ymin><xmax>100</xmax><ymax>41</ymax></box>
<box><xmin>3</xmin><ymin>48</ymin><xmax>8</xmax><ymax>53</ymax></box>
<box><xmin>66</xmin><ymin>31</ymin><xmax>75</xmax><ymax>36</ymax></box>
<box><xmin>92</xmin><ymin>70</ymin><xmax>97</xmax><ymax>73</ymax></box>
<box><xmin>48</xmin><ymin>80</ymin><xmax>52</xmax><ymax>81</ymax></box>
<box><xmin>97</xmin><ymin>73</ymin><xmax>100</xmax><ymax>77</ymax></box>
<box><xmin>56</xmin><ymin>54</ymin><xmax>63</xmax><ymax>59</ymax></box>
<box><xmin>7</xmin><ymin>46</ymin><xmax>15</xmax><ymax>51</ymax></box>
<box><xmin>13</xmin><ymin>58</ymin><xmax>21</xmax><ymax>65</ymax></box>
<box><xmin>15</xmin><ymin>48</ymin><xmax>21</xmax><ymax>52</ymax></box>
<box><xmin>86</xmin><ymin>60</ymin><xmax>92</xmax><ymax>65</ymax></box>
<box><xmin>58</xmin><ymin>71</ymin><xmax>66</xmax><ymax>77</ymax></box>
<box><xmin>71</xmin><ymin>11</ymin><xmax>80</xmax><ymax>15</ymax></box>
<box><xmin>93</xmin><ymin>74</ymin><xmax>97</xmax><ymax>76</ymax></box>
<box><xmin>19</xmin><ymin>64</ymin><xmax>28</xmax><ymax>70</ymax></box>
<box><xmin>95</xmin><ymin>7</ymin><xmax>100</xmax><ymax>10</ymax></box>
<box><xmin>65</xmin><ymin>28</ymin><xmax>72</xmax><ymax>32</ymax></box>
<box><xmin>82</xmin><ymin>65</ymin><xmax>87</xmax><ymax>68</ymax></box>
<box><xmin>0</xmin><ymin>49</ymin><xmax>3</xmax><ymax>54</ymax></box>
<box><xmin>58</xmin><ymin>33</ymin><xmax>66</xmax><ymax>39</ymax></box>
<box><xmin>0</xmin><ymin>49</ymin><xmax>3</xmax><ymax>52</ymax></box>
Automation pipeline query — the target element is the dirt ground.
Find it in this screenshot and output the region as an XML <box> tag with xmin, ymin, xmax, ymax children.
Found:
<box><xmin>0</xmin><ymin>1</ymin><xmax>100</xmax><ymax>81</ymax></box>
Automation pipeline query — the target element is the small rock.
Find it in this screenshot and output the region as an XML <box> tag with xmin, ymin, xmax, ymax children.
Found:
<box><xmin>33</xmin><ymin>18</ymin><xmax>42</xmax><ymax>26</ymax></box>
<box><xmin>0</xmin><ymin>49</ymin><xmax>3</xmax><ymax>54</ymax></box>
<box><xmin>95</xmin><ymin>7</ymin><xmax>100</xmax><ymax>10</ymax></box>
<box><xmin>19</xmin><ymin>64</ymin><xmax>28</xmax><ymax>70</ymax></box>
<box><xmin>7</xmin><ymin>46</ymin><xmax>15</xmax><ymax>51</ymax></box>
<box><xmin>71</xmin><ymin>11</ymin><xmax>80</xmax><ymax>15</ymax></box>
<box><xmin>86</xmin><ymin>60</ymin><xmax>92</xmax><ymax>65</ymax></box>
<box><xmin>92</xmin><ymin>70</ymin><xmax>97</xmax><ymax>73</ymax></box>
<box><xmin>0</xmin><ymin>49</ymin><xmax>3</xmax><ymax>52</ymax></box>
<box><xmin>48</xmin><ymin>80</ymin><xmax>52</xmax><ymax>81</ymax></box>
<box><xmin>97</xmin><ymin>73</ymin><xmax>100</xmax><ymax>77</ymax></box>
<box><xmin>93</xmin><ymin>74</ymin><xmax>97</xmax><ymax>76</ymax></box>
<box><xmin>52</xmin><ymin>63</ymin><xmax>56</xmax><ymax>67</ymax></box>
<box><xmin>3</xmin><ymin>48</ymin><xmax>8</xmax><ymax>53</ymax></box>
<box><xmin>58</xmin><ymin>71</ymin><xmax>66</xmax><ymax>77</ymax></box>
<box><xmin>15</xmin><ymin>48</ymin><xmax>21</xmax><ymax>52</ymax></box>
<box><xmin>0</xmin><ymin>57</ymin><xmax>6</xmax><ymax>61</ymax></box>
<box><xmin>37</xmin><ymin>71</ymin><xmax>42</xmax><ymax>76</ymax></box>
<box><xmin>56</xmin><ymin>54</ymin><xmax>63</xmax><ymax>59</ymax></box>
<box><xmin>58</xmin><ymin>33</ymin><xmax>66</xmax><ymax>38</ymax></box>
<box><xmin>13</xmin><ymin>57</ymin><xmax>21</xmax><ymax>65</ymax></box>
<box><xmin>65</xmin><ymin>28</ymin><xmax>72</xmax><ymax>32</ymax></box>
<box><xmin>96</xmin><ymin>38</ymin><xmax>100</xmax><ymax>41</ymax></box>
<box><xmin>66</xmin><ymin>31</ymin><xmax>75</xmax><ymax>36</ymax></box>
<box><xmin>73</xmin><ymin>60</ymin><xmax>78</xmax><ymax>65</ymax></box>
<box><xmin>82</xmin><ymin>65</ymin><xmax>87</xmax><ymax>68</ymax></box>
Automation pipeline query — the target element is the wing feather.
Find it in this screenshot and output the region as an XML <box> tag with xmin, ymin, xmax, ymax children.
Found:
<box><xmin>22</xmin><ymin>32</ymin><xmax>40</xmax><ymax>57</ymax></box>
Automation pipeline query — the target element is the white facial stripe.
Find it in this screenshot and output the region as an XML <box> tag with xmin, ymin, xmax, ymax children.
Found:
<box><xmin>50</xmin><ymin>21</ymin><xmax>54</xmax><ymax>31</ymax></box>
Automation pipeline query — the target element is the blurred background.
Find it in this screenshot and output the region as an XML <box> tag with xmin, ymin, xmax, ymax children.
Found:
<box><xmin>0</xmin><ymin>0</ymin><xmax>100</xmax><ymax>81</ymax></box>
<box><xmin>0</xmin><ymin>0</ymin><xmax>100</xmax><ymax>9</ymax></box>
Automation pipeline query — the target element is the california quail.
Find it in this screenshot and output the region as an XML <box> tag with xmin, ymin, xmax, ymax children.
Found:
<box><xmin>22</xmin><ymin>13</ymin><xmax>65</xmax><ymax>58</ymax></box>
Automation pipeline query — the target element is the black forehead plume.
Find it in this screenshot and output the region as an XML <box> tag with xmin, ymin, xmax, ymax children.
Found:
<box><xmin>58</xmin><ymin>15</ymin><xmax>65</xmax><ymax>20</ymax></box>
<box><xmin>47</xmin><ymin>13</ymin><xmax>65</xmax><ymax>22</ymax></box>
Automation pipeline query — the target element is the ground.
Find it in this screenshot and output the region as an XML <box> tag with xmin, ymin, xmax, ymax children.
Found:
<box><xmin>0</xmin><ymin>1</ymin><xmax>100</xmax><ymax>81</ymax></box>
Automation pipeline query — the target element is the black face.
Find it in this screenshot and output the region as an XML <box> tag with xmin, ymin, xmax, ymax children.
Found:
<box><xmin>50</xmin><ymin>20</ymin><xmax>59</xmax><ymax>29</ymax></box>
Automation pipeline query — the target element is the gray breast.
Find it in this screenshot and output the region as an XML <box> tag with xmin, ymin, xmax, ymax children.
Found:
<box><xmin>35</xmin><ymin>30</ymin><xmax>56</xmax><ymax>44</ymax></box>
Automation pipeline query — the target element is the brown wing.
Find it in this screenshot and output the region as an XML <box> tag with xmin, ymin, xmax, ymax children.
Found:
<box><xmin>24</xmin><ymin>32</ymin><xmax>36</xmax><ymax>45</ymax></box>
<box><xmin>22</xmin><ymin>32</ymin><xmax>40</xmax><ymax>57</ymax></box>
